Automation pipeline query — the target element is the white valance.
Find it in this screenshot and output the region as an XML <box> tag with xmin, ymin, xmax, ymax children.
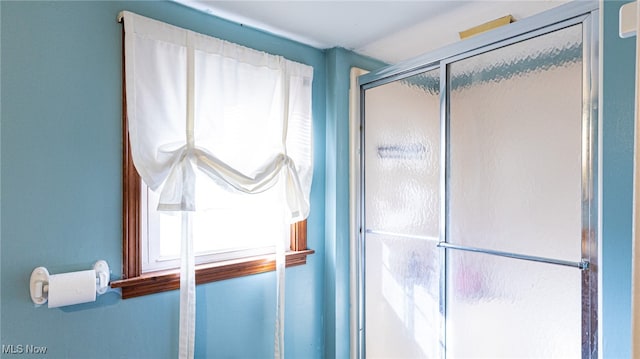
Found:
<box><xmin>123</xmin><ymin>10</ymin><xmax>313</xmax><ymax>222</ymax></box>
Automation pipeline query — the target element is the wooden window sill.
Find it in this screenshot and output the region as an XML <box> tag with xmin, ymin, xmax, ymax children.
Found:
<box><xmin>110</xmin><ymin>249</ymin><xmax>314</xmax><ymax>299</ymax></box>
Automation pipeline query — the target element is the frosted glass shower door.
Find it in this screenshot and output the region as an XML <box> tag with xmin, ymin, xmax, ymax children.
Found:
<box><xmin>359</xmin><ymin>5</ymin><xmax>598</xmax><ymax>358</ymax></box>
<box><xmin>446</xmin><ymin>23</ymin><xmax>585</xmax><ymax>358</ymax></box>
<box><xmin>363</xmin><ymin>69</ymin><xmax>442</xmax><ymax>358</ymax></box>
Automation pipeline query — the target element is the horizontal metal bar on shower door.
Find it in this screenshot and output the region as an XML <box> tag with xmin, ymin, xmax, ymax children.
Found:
<box><xmin>437</xmin><ymin>242</ymin><xmax>589</xmax><ymax>270</ymax></box>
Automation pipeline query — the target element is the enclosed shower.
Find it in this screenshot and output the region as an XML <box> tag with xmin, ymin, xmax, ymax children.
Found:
<box><xmin>355</xmin><ymin>2</ymin><xmax>598</xmax><ymax>358</ymax></box>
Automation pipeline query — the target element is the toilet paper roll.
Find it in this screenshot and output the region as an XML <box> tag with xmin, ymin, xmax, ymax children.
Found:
<box><xmin>47</xmin><ymin>269</ymin><xmax>96</xmax><ymax>308</ymax></box>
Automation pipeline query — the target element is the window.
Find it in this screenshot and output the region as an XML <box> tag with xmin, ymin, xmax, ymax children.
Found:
<box><xmin>110</xmin><ymin>23</ymin><xmax>313</xmax><ymax>300</ymax></box>
<box><xmin>110</xmin><ymin>99</ymin><xmax>313</xmax><ymax>299</ymax></box>
<box><xmin>142</xmin><ymin>172</ymin><xmax>292</xmax><ymax>272</ymax></box>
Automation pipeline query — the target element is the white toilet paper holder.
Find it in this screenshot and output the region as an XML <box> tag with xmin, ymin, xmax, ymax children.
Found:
<box><xmin>29</xmin><ymin>260</ymin><xmax>110</xmax><ymax>306</ymax></box>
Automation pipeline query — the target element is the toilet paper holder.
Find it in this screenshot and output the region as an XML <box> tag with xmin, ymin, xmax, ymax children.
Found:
<box><xmin>29</xmin><ymin>260</ymin><xmax>110</xmax><ymax>306</ymax></box>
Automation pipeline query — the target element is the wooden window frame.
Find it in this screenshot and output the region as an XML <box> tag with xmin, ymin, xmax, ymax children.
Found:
<box><xmin>110</xmin><ymin>31</ymin><xmax>314</xmax><ymax>299</ymax></box>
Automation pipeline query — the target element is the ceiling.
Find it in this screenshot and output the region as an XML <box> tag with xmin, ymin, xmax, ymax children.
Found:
<box><xmin>173</xmin><ymin>0</ymin><xmax>571</xmax><ymax>64</ymax></box>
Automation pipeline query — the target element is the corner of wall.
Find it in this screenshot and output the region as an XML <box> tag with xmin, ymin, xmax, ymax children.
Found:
<box><xmin>323</xmin><ymin>46</ymin><xmax>385</xmax><ymax>359</ymax></box>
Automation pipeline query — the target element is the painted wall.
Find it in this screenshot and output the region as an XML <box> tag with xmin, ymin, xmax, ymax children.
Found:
<box><xmin>0</xmin><ymin>1</ymin><xmax>330</xmax><ymax>358</ymax></box>
<box><xmin>323</xmin><ymin>48</ymin><xmax>385</xmax><ymax>358</ymax></box>
<box><xmin>601</xmin><ymin>1</ymin><xmax>635</xmax><ymax>357</ymax></box>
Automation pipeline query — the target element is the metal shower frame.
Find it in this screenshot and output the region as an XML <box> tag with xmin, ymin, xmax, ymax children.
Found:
<box><xmin>356</xmin><ymin>1</ymin><xmax>600</xmax><ymax>358</ymax></box>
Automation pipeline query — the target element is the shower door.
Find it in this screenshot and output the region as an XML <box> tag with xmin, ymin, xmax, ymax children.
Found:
<box><xmin>362</xmin><ymin>68</ymin><xmax>443</xmax><ymax>358</ymax></box>
<box><xmin>359</xmin><ymin>4</ymin><xmax>597</xmax><ymax>358</ymax></box>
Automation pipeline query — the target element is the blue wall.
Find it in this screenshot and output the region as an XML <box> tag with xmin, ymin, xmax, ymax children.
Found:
<box><xmin>323</xmin><ymin>48</ymin><xmax>385</xmax><ymax>358</ymax></box>
<box><xmin>0</xmin><ymin>1</ymin><xmax>334</xmax><ymax>358</ymax></box>
<box><xmin>601</xmin><ymin>1</ymin><xmax>635</xmax><ymax>357</ymax></box>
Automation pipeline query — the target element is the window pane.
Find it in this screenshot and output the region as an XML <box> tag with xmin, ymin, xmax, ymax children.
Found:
<box><xmin>449</xmin><ymin>24</ymin><xmax>583</xmax><ymax>261</ymax></box>
<box><xmin>158</xmin><ymin>183</ymin><xmax>281</xmax><ymax>257</ymax></box>
<box><xmin>143</xmin><ymin>172</ymin><xmax>284</xmax><ymax>271</ymax></box>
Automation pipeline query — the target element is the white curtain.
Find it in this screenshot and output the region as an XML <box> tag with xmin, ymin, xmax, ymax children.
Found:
<box><xmin>121</xmin><ymin>11</ymin><xmax>313</xmax><ymax>359</ymax></box>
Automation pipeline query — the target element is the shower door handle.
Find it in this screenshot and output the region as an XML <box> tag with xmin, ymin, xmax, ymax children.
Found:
<box><xmin>437</xmin><ymin>242</ymin><xmax>589</xmax><ymax>270</ymax></box>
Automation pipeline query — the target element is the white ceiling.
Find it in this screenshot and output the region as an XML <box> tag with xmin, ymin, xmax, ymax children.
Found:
<box><xmin>173</xmin><ymin>0</ymin><xmax>571</xmax><ymax>63</ymax></box>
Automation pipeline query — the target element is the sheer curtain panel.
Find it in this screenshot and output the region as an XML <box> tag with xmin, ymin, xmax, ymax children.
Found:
<box><xmin>121</xmin><ymin>11</ymin><xmax>313</xmax><ymax>359</ymax></box>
